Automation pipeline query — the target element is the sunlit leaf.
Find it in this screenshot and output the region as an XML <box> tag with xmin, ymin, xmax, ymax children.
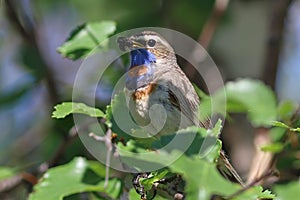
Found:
<box><xmin>170</xmin><ymin>152</ymin><xmax>238</xmax><ymax>199</ymax></box>
<box><xmin>234</xmin><ymin>186</ymin><xmax>275</xmax><ymax>200</ymax></box>
<box><xmin>57</xmin><ymin>21</ymin><xmax>116</xmax><ymax>60</ymax></box>
<box><xmin>197</xmin><ymin>79</ymin><xmax>277</xmax><ymax>127</ymax></box>
<box><xmin>171</xmin><ymin>153</ymin><xmax>275</xmax><ymax>200</ymax></box>
<box><xmin>152</xmin><ymin>125</ymin><xmax>221</xmax><ymax>162</ymax></box>
<box><xmin>52</xmin><ymin>102</ymin><xmax>105</xmax><ymax>118</ymax></box>
<box><xmin>140</xmin><ymin>169</ymin><xmax>173</xmax><ymax>191</ymax></box>
<box><xmin>117</xmin><ymin>123</ymin><xmax>274</xmax><ymax>199</ymax></box>
<box><xmin>116</xmin><ymin>123</ymin><xmax>223</xmax><ymax>173</ymax></box>
<box><xmin>225</xmin><ymin>79</ymin><xmax>277</xmax><ymax>127</ymax></box>
<box><xmin>271</xmin><ymin>121</ymin><xmax>300</xmax><ymax>133</ymax></box>
<box><xmin>271</xmin><ymin>121</ymin><xmax>290</xmax><ymax>129</ymax></box>
<box><xmin>28</xmin><ymin>157</ymin><xmax>122</xmax><ymax>200</ymax></box>
<box><xmin>207</xmin><ymin>118</ymin><xmax>222</xmax><ymax>137</ymax></box>
<box><xmin>290</xmin><ymin>127</ymin><xmax>300</xmax><ymax>133</ymax></box>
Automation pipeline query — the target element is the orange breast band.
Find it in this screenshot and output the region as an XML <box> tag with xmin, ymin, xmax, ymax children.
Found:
<box><xmin>128</xmin><ymin>65</ymin><xmax>149</xmax><ymax>77</ymax></box>
<box><xmin>132</xmin><ymin>83</ymin><xmax>157</xmax><ymax>100</ymax></box>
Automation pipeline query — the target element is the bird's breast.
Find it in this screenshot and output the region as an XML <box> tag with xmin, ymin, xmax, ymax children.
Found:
<box><xmin>128</xmin><ymin>65</ymin><xmax>149</xmax><ymax>78</ymax></box>
<box><xmin>132</xmin><ymin>83</ymin><xmax>157</xmax><ymax>100</ymax></box>
<box><xmin>125</xmin><ymin>64</ymin><xmax>155</xmax><ymax>90</ymax></box>
<box><xmin>125</xmin><ymin>82</ymin><xmax>181</xmax><ymax>135</ymax></box>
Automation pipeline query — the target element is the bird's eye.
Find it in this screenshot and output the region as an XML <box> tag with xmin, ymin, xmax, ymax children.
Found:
<box><xmin>147</xmin><ymin>39</ymin><xmax>156</xmax><ymax>47</ymax></box>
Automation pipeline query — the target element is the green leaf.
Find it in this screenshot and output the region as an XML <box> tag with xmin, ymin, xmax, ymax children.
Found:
<box><xmin>117</xmin><ymin>124</ymin><xmax>222</xmax><ymax>173</ymax></box>
<box><xmin>272</xmin><ymin>121</ymin><xmax>290</xmax><ymax>129</ymax></box>
<box><xmin>261</xmin><ymin>142</ymin><xmax>284</xmax><ymax>153</ymax></box>
<box><xmin>52</xmin><ymin>102</ymin><xmax>105</xmax><ymax>119</ymax></box>
<box><xmin>0</xmin><ymin>167</ymin><xmax>17</xmax><ymax>180</ymax></box>
<box><xmin>140</xmin><ymin>169</ymin><xmax>172</xmax><ymax>191</ymax></box>
<box><xmin>290</xmin><ymin>127</ymin><xmax>300</xmax><ymax>133</ymax></box>
<box><xmin>198</xmin><ymin>79</ymin><xmax>277</xmax><ymax>127</ymax></box>
<box><xmin>258</xmin><ymin>189</ymin><xmax>276</xmax><ymax>199</ymax></box>
<box><xmin>57</xmin><ymin>21</ymin><xmax>116</xmax><ymax>60</ymax></box>
<box><xmin>169</xmin><ymin>152</ymin><xmax>238</xmax><ymax>200</ymax></box>
<box><xmin>224</xmin><ymin>79</ymin><xmax>277</xmax><ymax>127</ymax></box>
<box><xmin>28</xmin><ymin>157</ymin><xmax>122</xmax><ymax>200</ymax></box>
<box><xmin>170</xmin><ymin>154</ymin><xmax>275</xmax><ymax>200</ymax></box>
<box><xmin>87</xmin><ymin>160</ymin><xmax>108</xmax><ymax>178</ymax></box>
<box><xmin>198</xmin><ymin>98</ymin><xmax>212</xmax><ymax>122</ymax></box>
<box><xmin>271</xmin><ymin>121</ymin><xmax>300</xmax><ymax>133</ymax></box>
<box><xmin>233</xmin><ymin>186</ymin><xmax>275</xmax><ymax>200</ymax></box>
<box><xmin>207</xmin><ymin>118</ymin><xmax>222</xmax><ymax>137</ymax></box>
<box><xmin>20</xmin><ymin>45</ymin><xmax>45</xmax><ymax>78</ymax></box>
<box><xmin>129</xmin><ymin>188</ymin><xmax>141</xmax><ymax>200</ymax></box>
<box><xmin>269</xmin><ymin>127</ymin><xmax>286</xmax><ymax>142</ymax></box>
<box><xmin>193</xmin><ymin>84</ymin><xmax>210</xmax><ymax>99</ymax></box>
<box><xmin>277</xmin><ymin>100</ymin><xmax>298</xmax><ymax>120</ymax></box>
<box><xmin>196</xmin><ymin>87</ymin><xmax>223</xmax><ymax>122</ymax></box>
<box><xmin>274</xmin><ymin>182</ymin><xmax>300</xmax><ymax>200</ymax></box>
<box><xmin>105</xmin><ymin>92</ymin><xmax>139</xmax><ymax>141</ymax></box>
<box><xmin>117</xmin><ymin>126</ymin><xmax>273</xmax><ymax>199</ymax></box>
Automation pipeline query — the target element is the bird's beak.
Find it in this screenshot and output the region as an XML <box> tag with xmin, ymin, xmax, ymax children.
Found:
<box><xmin>117</xmin><ymin>37</ymin><xmax>144</xmax><ymax>51</ymax></box>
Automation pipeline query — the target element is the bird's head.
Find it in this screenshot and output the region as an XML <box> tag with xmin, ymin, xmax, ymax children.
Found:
<box><xmin>118</xmin><ymin>31</ymin><xmax>177</xmax><ymax>90</ymax></box>
<box><xmin>117</xmin><ymin>31</ymin><xmax>176</xmax><ymax>66</ymax></box>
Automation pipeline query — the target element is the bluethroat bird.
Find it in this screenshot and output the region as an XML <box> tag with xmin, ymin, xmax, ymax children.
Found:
<box><xmin>117</xmin><ymin>31</ymin><xmax>244</xmax><ymax>185</ymax></box>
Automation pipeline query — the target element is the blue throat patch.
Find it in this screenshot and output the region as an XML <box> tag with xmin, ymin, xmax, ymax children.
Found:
<box><xmin>126</xmin><ymin>49</ymin><xmax>156</xmax><ymax>90</ymax></box>
<box><xmin>130</xmin><ymin>49</ymin><xmax>156</xmax><ymax>66</ymax></box>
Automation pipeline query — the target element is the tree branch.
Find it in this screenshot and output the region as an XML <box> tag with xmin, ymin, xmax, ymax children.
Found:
<box><xmin>262</xmin><ymin>0</ymin><xmax>293</xmax><ymax>89</ymax></box>
<box><xmin>4</xmin><ymin>0</ymin><xmax>60</xmax><ymax>106</ymax></box>
<box><xmin>198</xmin><ymin>0</ymin><xmax>229</xmax><ymax>49</ymax></box>
<box><xmin>184</xmin><ymin>0</ymin><xmax>229</xmax><ymax>91</ymax></box>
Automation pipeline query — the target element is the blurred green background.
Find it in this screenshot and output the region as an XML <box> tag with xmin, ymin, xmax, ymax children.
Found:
<box><xmin>0</xmin><ymin>0</ymin><xmax>299</xmax><ymax>199</ymax></box>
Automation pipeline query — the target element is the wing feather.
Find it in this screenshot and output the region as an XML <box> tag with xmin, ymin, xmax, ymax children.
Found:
<box><xmin>161</xmin><ymin>66</ymin><xmax>210</xmax><ymax>128</ymax></box>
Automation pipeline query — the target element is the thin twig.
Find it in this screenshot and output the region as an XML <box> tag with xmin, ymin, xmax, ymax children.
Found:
<box><xmin>226</xmin><ymin>170</ymin><xmax>276</xmax><ymax>200</ymax></box>
<box><xmin>0</xmin><ymin>172</ymin><xmax>38</xmax><ymax>193</ymax></box>
<box><xmin>104</xmin><ymin>129</ymin><xmax>112</xmax><ymax>188</ymax></box>
<box><xmin>48</xmin><ymin>126</ymin><xmax>78</xmax><ymax>168</ymax></box>
<box><xmin>89</xmin><ymin>129</ymin><xmax>113</xmax><ymax>188</ymax></box>
<box><xmin>0</xmin><ymin>174</ymin><xmax>22</xmax><ymax>193</ymax></box>
<box><xmin>37</xmin><ymin>126</ymin><xmax>78</xmax><ymax>174</ymax></box>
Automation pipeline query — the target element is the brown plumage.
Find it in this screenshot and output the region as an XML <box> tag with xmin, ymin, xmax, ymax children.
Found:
<box><xmin>118</xmin><ymin>31</ymin><xmax>244</xmax><ymax>185</ymax></box>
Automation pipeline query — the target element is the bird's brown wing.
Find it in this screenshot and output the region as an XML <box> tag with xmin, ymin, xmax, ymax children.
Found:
<box><xmin>164</xmin><ymin>67</ymin><xmax>210</xmax><ymax>128</ymax></box>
